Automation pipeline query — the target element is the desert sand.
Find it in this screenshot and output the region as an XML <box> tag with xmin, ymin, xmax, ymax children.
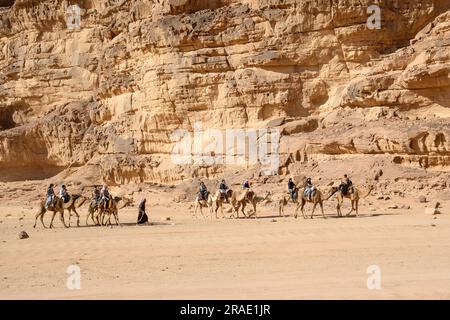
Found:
<box><xmin>1</xmin><ymin>0</ymin><xmax>450</xmax><ymax>300</ymax></box>
<box><xmin>1</xmin><ymin>194</ymin><xmax>449</xmax><ymax>300</ymax></box>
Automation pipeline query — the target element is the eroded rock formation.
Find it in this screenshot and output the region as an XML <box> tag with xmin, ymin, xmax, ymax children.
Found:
<box><xmin>0</xmin><ymin>0</ymin><xmax>449</xmax><ymax>185</ymax></box>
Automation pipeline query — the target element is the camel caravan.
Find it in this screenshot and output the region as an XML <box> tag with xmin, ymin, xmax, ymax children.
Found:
<box><xmin>194</xmin><ymin>175</ymin><xmax>372</xmax><ymax>220</ymax></box>
<box><xmin>33</xmin><ymin>174</ymin><xmax>372</xmax><ymax>229</ymax></box>
<box><xmin>34</xmin><ymin>184</ymin><xmax>131</xmax><ymax>229</ymax></box>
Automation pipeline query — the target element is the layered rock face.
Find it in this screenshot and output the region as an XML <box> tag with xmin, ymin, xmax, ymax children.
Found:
<box><xmin>0</xmin><ymin>0</ymin><xmax>449</xmax><ymax>184</ymax></box>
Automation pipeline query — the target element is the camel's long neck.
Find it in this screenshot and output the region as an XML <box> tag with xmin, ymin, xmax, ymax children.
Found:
<box><xmin>77</xmin><ymin>197</ymin><xmax>87</xmax><ymax>207</ymax></box>
<box><xmin>361</xmin><ymin>188</ymin><xmax>372</xmax><ymax>199</ymax></box>
<box><xmin>325</xmin><ymin>189</ymin><xmax>337</xmax><ymax>200</ymax></box>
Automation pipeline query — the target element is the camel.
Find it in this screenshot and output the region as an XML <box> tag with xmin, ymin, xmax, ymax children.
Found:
<box><xmin>99</xmin><ymin>196</ymin><xmax>132</xmax><ymax>227</ymax></box>
<box><xmin>231</xmin><ymin>190</ymin><xmax>270</xmax><ymax>219</ymax></box>
<box><xmin>336</xmin><ymin>186</ymin><xmax>373</xmax><ymax>217</ymax></box>
<box><xmin>277</xmin><ymin>187</ymin><xmax>300</xmax><ymax>217</ymax></box>
<box><xmin>194</xmin><ymin>189</ymin><xmax>234</xmax><ymax>219</ymax></box>
<box><xmin>294</xmin><ymin>186</ymin><xmax>339</xmax><ymax>219</ymax></box>
<box><xmin>86</xmin><ymin>201</ymin><xmax>101</xmax><ymax>226</ymax></box>
<box><xmin>193</xmin><ymin>192</ymin><xmax>214</xmax><ymax>219</ymax></box>
<box><xmin>33</xmin><ymin>194</ymin><xmax>87</xmax><ymax>229</ymax></box>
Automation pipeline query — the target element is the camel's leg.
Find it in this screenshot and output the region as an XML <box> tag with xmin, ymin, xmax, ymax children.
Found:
<box><xmin>49</xmin><ymin>211</ymin><xmax>57</xmax><ymax>229</ymax></box>
<box><xmin>101</xmin><ymin>212</ymin><xmax>107</xmax><ymax>226</ymax></box>
<box><xmin>251</xmin><ymin>201</ymin><xmax>257</xmax><ymax>219</ymax></box>
<box><xmin>235</xmin><ymin>203</ymin><xmax>240</xmax><ymax>219</ymax></box>
<box><xmin>320</xmin><ymin>201</ymin><xmax>326</xmax><ymax>219</ymax></box>
<box><xmin>294</xmin><ymin>203</ymin><xmax>300</xmax><ymax>219</ymax></box>
<box><xmin>301</xmin><ymin>200</ymin><xmax>307</xmax><ymax>219</ymax></box>
<box><xmin>34</xmin><ymin>207</ymin><xmax>46</xmax><ymax>229</ymax></box>
<box><xmin>199</xmin><ymin>204</ymin><xmax>204</xmax><ymax>219</ymax></box>
<box><xmin>60</xmin><ymin>210</ymin><xmax>69</xmax><ymax>228</ymax></box>
<box><xmin>67</xmin><ymin>209</ymin><xmax>72</xmax><ymax>227</ymax></box>
<box><xmin>241</xmin><ymin>203</ymin><xmax>247</xmax><ymax>218</ymax></box>
<box><xmin>105</xmin><ymin>213</ymin><xmax>111</xmax><ymax>227</ymax></box>
<box><xmin>279</xmin><ymin>204</ymin><xmax>282</xmax><ymax>217</ymax></box>
<box><xmin>104</xmin><ymin>212</ymin><xmax>111</xmax><ymax>227</ymax></box>
<box><xmin>346</xmin><ymin>200</ymin><xmax>355</xmax><ymax>216</ymax></box>
<box><xmin>73</xmin><ymin>208</ymin><xmax>80</xmax><ymax>227</ymax></box>
<box><xmin>221</xmin><ymin>201</ymin><xmax>226</xmax><ymax>219</ymax></box>
<box><xmin>310</xmin><ymin>203</ymin><xmax>317</xmax><ymax>219</ymax></box>
<box><xmin>193</xmin><ymin>203</ymin><xmax>198</xmax><ymax>218</ymax></box>
<box><xmin>215</xmin><ymin>203</ymin><xmax>220</xmax><ymax>219</ymax></box>
<box><xmin>86</xmin><ymin>210</ymin><xmax>91</xmax><ymax>226</ymax></box>
<box><xmin>336</xmin><ymin>199</ymin><xmax>342</xmax><ymax>217</ymax></box>
<box><xmin>95</xmin><ymin>210</ymin><xmax>100</xmax><ymax>225</ymax></box>
<box><xmin>114</xmin><ymin>210</ymin><xmax>120</xmax><ymax>226</ymax></box>
<box><xmin>355</xmin><ymin>200</ymin><xmax>359</xmax><ymax>217</ymax></box>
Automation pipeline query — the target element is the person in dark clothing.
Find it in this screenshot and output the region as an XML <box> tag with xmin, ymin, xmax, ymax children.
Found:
<box><xmin>137</xmin><ymin>198</ymin><xmax>149</xmax><ymax>225</ymax></box>
<box><xmin>339</xmin><ymin>174</ymin><xmax>354</xmax><ymax>195</ymax></box>
<box><xmin>242</xmin><ymin>180</ymin><xmax>250</xmax><ymax>190</ymax></box>
<box><xmin>92</xmin><ymin>186</ymin><xmax>101</xmax><ymax>206</ymax></box>
<box><xmin>199</xmin><ymin>182</ymin><xmax>208</xmax><ymax>200</ymax></box>
<box><xmin>59</xmin><ymin>185</ymin><xmax>70</xmax><ymax>203</ymax></box>
<box><xmin>219</xmin><ymin>179</ymin><xmax>229</xmax><ymax>202</ymax></box>
<box><xmin>288</xmin><ymin>178</ymin><xmax>297</xmax><ymax>201</ymax></box>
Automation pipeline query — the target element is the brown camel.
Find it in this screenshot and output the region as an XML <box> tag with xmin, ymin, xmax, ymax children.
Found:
<box><xmin>86</xmin><ymin>201</ymin><xmax>101</xmax><ymax>226</ymax></box>
<box><xmin>213</xmin><ymin>189</ymin><xmax>234</xmax><ymax>219</ymax></box>
<box><xmin>336</xmin><ymin>186</ymin><xmax>373</xmax><ymax>217</ymax></box>
<box><xmin>231</xmin><ymin>190</ymin><xmax>270</xmax><ymax>219</ymax></box>
<box><xmin>33</xmin><ymin>194</ymin><xmax>86</xmax><ymax>229</ymax></box>
<box><xmin>294</xmin><ymin>187</ymin><xmax>339</xmax><ymax>219</ymax></box>
<box><xmin>100</xmin><ymin>196</ymin><xmax>132</xmax><ymax>227</ymax></box>
<box><xmin>277</xmin><ymin>187</ymin><xmax>300</xmax><ymax>217</ymax></box>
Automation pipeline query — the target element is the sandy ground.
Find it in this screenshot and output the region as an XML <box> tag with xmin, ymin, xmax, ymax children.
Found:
<box><xmin>1</xmin><ymin>198</ymin><xmax>449</xmax><ymax>300</ymax></box>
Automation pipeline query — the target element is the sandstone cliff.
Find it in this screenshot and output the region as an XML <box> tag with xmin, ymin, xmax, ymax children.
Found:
<box><xmin>0</xmin><ymin>0</ymin><xmax>449</xmax><ymax>187</ymax></box>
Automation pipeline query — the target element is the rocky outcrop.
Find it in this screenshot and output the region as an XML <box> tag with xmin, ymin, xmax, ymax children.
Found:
<box><xmin>0</xmin><ymin>0</ymin><xmax>449</xmax><ymax>184</ymax></box>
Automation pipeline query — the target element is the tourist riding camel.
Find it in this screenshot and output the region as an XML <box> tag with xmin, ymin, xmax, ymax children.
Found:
<box><xmin>288</xmin><ymin>178</ymin><xmax>297</xmax><ymax>202</ymax></box>
<box><xmin>34</xmin><ymin>193</ymin><xmax>87</xmax><ymax>229</ymax></box>
<box><xmin>339</xmin><ymin>174</ymin><xmax>354</xmax><ymax>196</ymax></box>
<box><xmin>219</xmin><ymin>179</ymin><xmax>229</xmax><ymax>203</ymax></box>
<box><xmin>303</xmin><ymin>178</ymin><xmax>315</xmax><ymax>201</ymax></box>
<box><xmin>198</xmin><ymin>181</ymin><xmax>209</xmax><ymax>201</ymax></box>
<box><xmin>59</xmin><ymin>185</ymin><xmax>70</xmax><ymax>203</ymax></box>
<box><xmin>86</xmin><ymin>186</ymin><xmax>102</xmax><ymax>226</ymax></box>
<box><xmin>100</xmin><ymin>184</ymin><xmax>110</xmax><ymax>207</ymax></box>
<box><xmin>336</xmin><ymin>184</ymin><xmax>373</xmax><ymax>217</ymax></box>
<box><xmin>193</xmin><ymin>190</ymin><xmax>214</xmax><ymax>218</ymax></box>
<box><xmin>92</xmin><ymin>186</ymin><xmax>101</xmax><ymax>206</ymax></box>
<box><xmin>295</xmin><ymin>186</ymin><xmax>338</xmax><ymax>219</ymax></box>
<box><xmin>45</xmin><ymin>184</ymin><xmax>56</xmax><ymax>209</ymax></box>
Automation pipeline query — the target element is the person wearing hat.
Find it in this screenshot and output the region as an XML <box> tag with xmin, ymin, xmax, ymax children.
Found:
<box><xmin>137</xmin><ymin>198</ymin><xmax>149</xmax><ymax>225</ymax></box>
